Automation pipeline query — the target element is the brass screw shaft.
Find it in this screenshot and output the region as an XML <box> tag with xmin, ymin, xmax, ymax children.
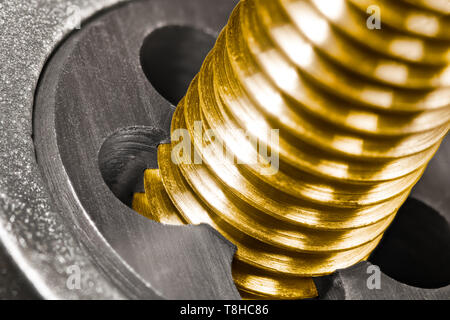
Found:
<box><xmin>133</xmin><ymin>0</ymin><xmax>450</xmax><ymax>299</ymax></box>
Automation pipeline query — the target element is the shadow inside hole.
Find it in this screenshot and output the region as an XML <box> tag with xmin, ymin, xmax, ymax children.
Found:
<box><xmin>98</xmin><ymin>126</ymin><xmax>167</xmax><ymax>207</ymax></box>
<box><xmin>140</xmin><ymin>25</ymin><xmax>216</xmax><ymax>106</ymax></box>
<box><xmin>369</xmin><ymin>197</ymin><xmax>450</xmax><ymax>289</ymax></box>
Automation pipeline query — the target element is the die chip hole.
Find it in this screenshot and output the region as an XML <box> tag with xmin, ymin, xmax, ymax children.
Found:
<box><xmin>98</xmin><ymin>127</ymin><xmax>166</xmax><ymax>207</ymax></box>
<box><xmin>369</xmin><ymin>198</ymin><xmax>450</xmax><ymax>289</ymax></box>
<box><xmin>140</xmin><ymin>25</ymin><xmax>216</xmax><ymax>106</ymax></box>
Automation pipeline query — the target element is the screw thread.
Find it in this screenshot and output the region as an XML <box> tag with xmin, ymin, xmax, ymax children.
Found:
<box><xmin>134</xmin><ymin>0</ymin><xmax>450</xmax><ymax>298</ymax></box>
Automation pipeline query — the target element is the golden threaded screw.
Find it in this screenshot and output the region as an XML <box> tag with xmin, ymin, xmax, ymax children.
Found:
<box><xmin>133</xmin><ymin>0</ymin><xmax>450</xmax><ymax>299</ymax></box>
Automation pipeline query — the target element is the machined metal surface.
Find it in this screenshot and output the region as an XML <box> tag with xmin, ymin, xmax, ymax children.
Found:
<box><xmin>1</xmin><ymin>0</ymin><xmax>240</xmax><ymax>300</ymax></box>
<box><xmin>1</xmin><ymin>0</ymin><xmax>131</xmax><ymax>300</ymax></box>
<box><xmin>33</xmin><ymin>0</ymin><xmax>240</xmax><ymax>299</ymax></box>
<box><xmin>0</xmin><ymin>0</ymin><xmax>449</xmax><ymax>300</ymax></box>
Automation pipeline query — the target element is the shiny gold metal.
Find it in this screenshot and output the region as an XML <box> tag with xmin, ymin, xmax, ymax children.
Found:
<box><xmin>133</xmin><ymin>0</ymin><xmax>450</xmax><ymax>299</ymax></box>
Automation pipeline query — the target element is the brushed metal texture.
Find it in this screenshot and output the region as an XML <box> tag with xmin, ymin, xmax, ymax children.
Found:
<box><xmin>2</xmin><ymin>0</ymin><xmax>239</xmax><ymax>299</ymax></box>
<box><xmin>0</xmin><ymin>0</ymin><xmax>131</xmax><ymax>300</ymax></box>
<box><xmin>33</xmin><ymin>0</ymin><xmax>240</xmax><ymax>300</ymax></box>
